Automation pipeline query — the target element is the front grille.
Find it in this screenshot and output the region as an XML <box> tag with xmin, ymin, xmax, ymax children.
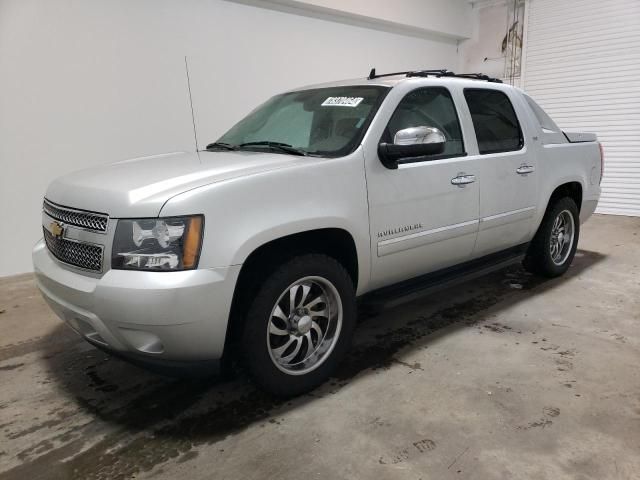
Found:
<box><xmin>44</xmin><ymin>228</ymin><xmax>104</xmax><ymax>272</ymax></box>
<box><xmin>43</xmin><ymin>198</ymin><xmax>108</xmax><ymax>232</ymax></box>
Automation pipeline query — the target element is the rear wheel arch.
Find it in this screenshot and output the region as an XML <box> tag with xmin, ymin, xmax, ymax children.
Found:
<box><xmin>525</xmin><ymin>196</ymin><xmax>580</xmax><ymax>278</ymax></box>
<box><xmin>531</xmin><ymin>181</ymin><xmax>582</xmax><ymax>244</ymax></box>
<box><xmin>546</xmin><ymin>181</ymin><xmax>583</xmax><ymax>214</ymax></box>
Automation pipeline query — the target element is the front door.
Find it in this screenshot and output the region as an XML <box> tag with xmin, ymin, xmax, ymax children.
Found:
<box><xmin>364</xmin><ymin>86</ymin><xmax>480</xmax><ymax>290</ymax></box>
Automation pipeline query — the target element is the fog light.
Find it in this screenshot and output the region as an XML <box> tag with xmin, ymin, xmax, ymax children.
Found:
<box><xmin>118</xmin><ymin>328</ymin><xmax>164</xmax><ymax>355</ymax></box>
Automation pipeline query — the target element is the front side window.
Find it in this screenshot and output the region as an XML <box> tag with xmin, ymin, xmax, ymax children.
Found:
<box><xmin>464</xmin><ymin>89</ymin><xmax>523</xmax><ymax>154</ymax></box>
<box><xmin>383</xmin><ymin>87</ymin><xmax>465</xmax><ymax>157</ymax></box>
<box><xmin>214</xmin><ymin>86</ymin><xmax>389</xmax><ymax>158</ymax></box>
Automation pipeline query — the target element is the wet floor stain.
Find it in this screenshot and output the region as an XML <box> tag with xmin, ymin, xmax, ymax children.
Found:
<box><xmin>517</xmin><ymin>406</ymin><xmax>561</xmax><ymax>431</ymax></box>
<box><xmin>378</xmin><ymin>438</ymin><xmax>436</xmax><ymax>465</ymax></box>
<box><xmin>0</xmin><ymin>252</ymin><xmax>605</xmax><ymax>480</ymax></box>
<box><xmin>0</xmin><ymin>364</ymin><xmax>23</xmax><ymax>372</ymax></box>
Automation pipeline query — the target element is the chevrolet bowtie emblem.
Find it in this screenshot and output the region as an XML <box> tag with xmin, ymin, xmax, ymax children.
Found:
<box><xmin>50</xmin><ymin>221</ymin><xmax>64</xmax><ymax>238</ymax></box>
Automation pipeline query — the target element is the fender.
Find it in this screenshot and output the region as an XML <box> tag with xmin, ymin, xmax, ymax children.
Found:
<box><xmin>160</xmin><ymin>150</ymin><xmax>373</xmax><ymax>294</ymax></box>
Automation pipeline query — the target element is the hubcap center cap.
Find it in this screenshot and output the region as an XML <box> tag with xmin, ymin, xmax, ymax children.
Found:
<box><xmin>290</xmin><ymin>309</ymin><xmax>312</xmax><ymax>335</ymax></box>
<box><xmin>296</xmin><ymin>315</ymin><xmax>312</xmax><ymax>335</ymax></box>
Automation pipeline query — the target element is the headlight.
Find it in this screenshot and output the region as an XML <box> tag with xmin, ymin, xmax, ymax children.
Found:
<box><xmin>112</xmin><ymin>215</ymin><xmax>203</xmax><ymax>271</ymax></box>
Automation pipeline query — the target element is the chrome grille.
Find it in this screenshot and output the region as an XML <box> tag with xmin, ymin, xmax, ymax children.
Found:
<box><xmin>43</xmin><ymin>228</ymin><xmax>103</xmax><ymax>272</ymax></box>
<box><xmin>43</xmin><ymin>198</ymin><xmax>108</xmax><ymax>232</ymax></box>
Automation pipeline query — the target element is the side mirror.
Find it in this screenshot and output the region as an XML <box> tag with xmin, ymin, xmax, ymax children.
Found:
<box><xmin>378</xmin><ymin>126</ymin><xmax>446</xmax><ymax>169</ymax></box>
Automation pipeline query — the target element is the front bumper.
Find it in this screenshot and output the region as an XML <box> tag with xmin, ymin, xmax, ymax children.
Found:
<box><xmin>33</xmin><ymin>239</ymin><xmax>241</xmax><ymax>366</ymax></box>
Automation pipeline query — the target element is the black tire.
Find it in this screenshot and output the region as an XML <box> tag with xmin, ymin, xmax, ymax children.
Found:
<box><xmin>524</xmin><ymin>197</ymin><xmax>580</xmax><ymax>278</ymax></box>
<box><xmin>241</xmin><ymin>254</ymin><xmax>356</xmax><ymax>397</ymax></box>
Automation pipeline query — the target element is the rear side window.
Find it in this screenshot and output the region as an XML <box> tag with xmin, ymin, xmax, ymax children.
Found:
<box><xmin>383</xmin><ymin>87</ymin><xmax>465</xmax><ymax>157</ymax></box>
<box><xmin>464</xmin><ymin>89</ymin><xmax>523</xmax><ymax>154</ymax></box>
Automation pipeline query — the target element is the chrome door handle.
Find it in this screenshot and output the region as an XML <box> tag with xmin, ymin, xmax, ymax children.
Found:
<box><xmin>516</xmin><ymin>165</ymin><xmax>535</xmax><ymax>175</ymax></box>
<box><xmin>451</xmin><ymin>174</ymin><xmax>476</xmax><ymax>187</ymax></box>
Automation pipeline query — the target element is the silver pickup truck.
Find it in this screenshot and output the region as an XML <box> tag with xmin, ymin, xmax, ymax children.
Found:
<box><xmin>33</xmin><ymin>69</ymin><xmax>602</xmax><ymax>396</ymax></box>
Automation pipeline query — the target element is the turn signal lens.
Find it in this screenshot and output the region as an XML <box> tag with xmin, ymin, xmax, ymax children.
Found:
<box><xmin>182</xmin><ymin>216</ymin><xmax>203</xmax><ymax>269</ymax></box>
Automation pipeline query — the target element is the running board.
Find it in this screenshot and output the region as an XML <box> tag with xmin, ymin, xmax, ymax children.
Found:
<box><xmin>361</xmin><ymin>244</ymin><xmax>528</xmax><ymax>309</ymax></box>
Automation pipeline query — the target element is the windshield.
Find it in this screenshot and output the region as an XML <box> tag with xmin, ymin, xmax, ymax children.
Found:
<box><xmin>213</xmin><ymin>86</ymin><xmax>389</xmax><ymax>157</ymax></box>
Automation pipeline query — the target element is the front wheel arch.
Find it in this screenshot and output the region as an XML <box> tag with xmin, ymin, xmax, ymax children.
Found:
<box><xmin>240</xmin><ymin>253</ymin><xmax>357</xmax><ymax>396</ymax></box>
<box><xmin>223</xmin><ymin>228</ymin><xmax>359</xmax><ymax>362</ymax></box>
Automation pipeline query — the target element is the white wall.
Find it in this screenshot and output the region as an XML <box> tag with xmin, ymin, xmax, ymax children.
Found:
<box><xmin>0</xmin><ymin>0</ymin><xmax>470</xmax><ymax>276</ymax></box>
<box><xmin>232</xmin><ymin>0</ymin><xmax>472</xmax><ymax>39</ymax></box>
<box><xmin>461</xmin><ymin>2</ymin><xmax>511</xmax><ymax>79</ymax></box>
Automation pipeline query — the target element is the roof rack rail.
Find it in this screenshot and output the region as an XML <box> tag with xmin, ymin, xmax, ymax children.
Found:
<box><xmin>367</xmin><ymin>68</ymin><xmax>503</xmax><ymax>84</ymax></box>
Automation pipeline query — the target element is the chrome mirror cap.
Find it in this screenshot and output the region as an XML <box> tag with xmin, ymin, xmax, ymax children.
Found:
<box><xmin>378</xmin><ymin>125</ymin><xmax>447</xmax><ymax>170</ymax></box>
<box><xmin>393</xmin><ymin>126</ymin><xmax>446</xmax><ymax>146</ymax></box>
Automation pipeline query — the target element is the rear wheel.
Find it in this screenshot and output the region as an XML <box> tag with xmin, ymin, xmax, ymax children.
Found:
<box><xmin>241</xmin><ymin>254</ymin><xmax>356</xmax><ymax>396</ymax></box>
<box><xmin>524</xmin><ymin>197</ymin><xmax>580</xmax><ymax>278</ymax></box>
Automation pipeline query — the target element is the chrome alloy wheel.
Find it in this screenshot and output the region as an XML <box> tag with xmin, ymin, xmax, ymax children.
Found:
<box><xmin>550</xmin><ymin>209</ymin><xmax>575</xmax><ymax>266</ymax></box>
<box><xmin>266</xmin><ymin>276</ymin><xmax>343</xmax><ymax>375</ymax></box>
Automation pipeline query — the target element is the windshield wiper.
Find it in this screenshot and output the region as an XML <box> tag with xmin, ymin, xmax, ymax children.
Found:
<box><xmin>205</xmin><ymin>142</ymin><xmax>238</xmax><ymax>151</ymax></box>
<box><xmin>238</xmin><ymin>141</ymin><xmax>308</xmax><ymax>156</ymax></box>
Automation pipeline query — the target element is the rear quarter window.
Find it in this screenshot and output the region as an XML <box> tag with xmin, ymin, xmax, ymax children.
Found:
<box><xmin>524</xmin><ymin>94</ymin><xmax>561</xmax><ymax>132</ymax></box>
<box><xmin>464</xmin><ymin>89</ymin><xmax>524</xmax><ymax>154</ymax></box>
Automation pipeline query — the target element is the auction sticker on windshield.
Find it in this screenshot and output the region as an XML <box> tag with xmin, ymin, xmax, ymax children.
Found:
<box><xmin>321</xmin><ymin>97</ymin><xmax>364</xmax><ymax>107</ymax></box>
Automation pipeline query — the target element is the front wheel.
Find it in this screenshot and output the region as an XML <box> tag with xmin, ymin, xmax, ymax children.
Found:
<box><xmin>524</xmin><ymin>197</ymin><xmax>580</xmax><ymax>278</ymax></box>
<box><xmin>241</xmin><ymin>254</ymin><xmax>356</xmax><ymax>396</ymax></box>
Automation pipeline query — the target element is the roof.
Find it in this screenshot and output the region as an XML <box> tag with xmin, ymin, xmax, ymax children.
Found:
<box><xmin>290</xmin><ymin>69</ymin><xmax>513</xmax><ymax>93</ymax></box>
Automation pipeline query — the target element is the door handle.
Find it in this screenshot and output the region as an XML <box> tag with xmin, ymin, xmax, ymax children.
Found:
<box><xmin>516</xmin><ymin>165</ymin><xmax>535</xmax><ymax>175</ymax></box>
<box><xmin>451</xmin><ymin>174</ymin><xmax>476</xmax><ymax>187</ymax></box>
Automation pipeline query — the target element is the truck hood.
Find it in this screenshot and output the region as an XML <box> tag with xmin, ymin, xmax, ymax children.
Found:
<box><xmin>45</xmin><ymin>151</ymin><xmax>303</xmax><ymax>217</ymax></box>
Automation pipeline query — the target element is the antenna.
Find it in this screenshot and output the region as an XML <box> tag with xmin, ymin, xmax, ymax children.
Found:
<box><xmin>184</xmin><ymin>56</ymin><xmax>199</xmax><ymax>151</ymax></box>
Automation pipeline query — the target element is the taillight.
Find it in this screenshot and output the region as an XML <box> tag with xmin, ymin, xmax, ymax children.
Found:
<box><xmin>598</xmin><ymin>142</ymin><xmax>604</xmax><ymax>184</ymax></box>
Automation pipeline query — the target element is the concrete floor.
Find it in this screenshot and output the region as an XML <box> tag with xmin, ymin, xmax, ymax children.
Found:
<box><xmin>0</xmin><ymin>214</ymin><xmax>639</xmax><ymax>480</ymax></box>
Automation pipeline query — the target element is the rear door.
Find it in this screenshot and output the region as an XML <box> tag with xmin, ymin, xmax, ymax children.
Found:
<box><xmin>461</xmin><ymin>88</ymin><xmax>538</xmax><ymax>257</ymax></box>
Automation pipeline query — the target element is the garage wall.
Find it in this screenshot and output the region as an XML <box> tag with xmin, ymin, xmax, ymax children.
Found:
<box><xmin>0</xmin><ymin>0</ymin><xmax>470</xmax><ymax>277</ymax></box>
<box><xmin>232</xmin><ymin>0</ymin><xmax>472</xmax><ymax>39</ymax></box>
<box><xmin>523</xmin><ymin>0</ymin><xmax>640</xmax><ymax>216</ymax></box>
<box><xmin>461</xmin><ymin>1</ymin><xmax>516</xmax><ymax>80</ymax></box>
